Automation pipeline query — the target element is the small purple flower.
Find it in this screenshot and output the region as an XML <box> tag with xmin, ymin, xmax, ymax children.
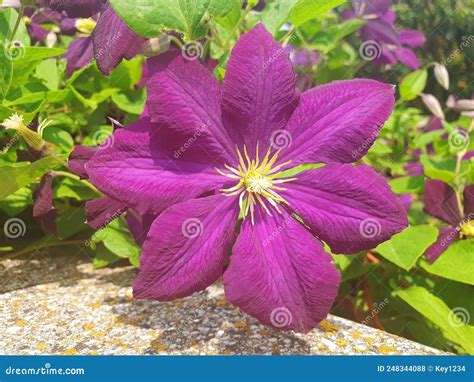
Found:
<box><xmin>343</xmin><ymin>0</ymin><xmax>425</xmax><ymax>69</ymax></box>
<box><xmin>84</xmin><ymin>24</ymin><xmax>407</xmax><ymax>332</ymax></box>
<box><xmin>423</xmin><ymin>180</ymin><xmax>474</xmax><ymax>263</ymax></box>
<box><xmin>54</xmin><ymin>1</ymin><xmax>146</xmax><ymax>76</ymax></box>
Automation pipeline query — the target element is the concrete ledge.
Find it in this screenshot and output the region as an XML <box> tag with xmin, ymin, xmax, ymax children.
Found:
<box><xmin>0</xmin><ymin>253</ymin><xmax>446</xmax><ymax>355</ymax></box>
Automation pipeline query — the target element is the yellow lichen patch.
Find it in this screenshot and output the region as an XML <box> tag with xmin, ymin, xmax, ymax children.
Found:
<box><xmin>350</xmin><ymin>330</ymin><xmax>361</xmax><ymax>339</ymax></box>
<box><xmin>365</xmin><ymin>337</ymin><xmax>375</xmax><ymax>344</ymax></box>
<box><xmin>234</xmin><ymin>321</ymin><xmax>248</xmax><ymax>329</ymax></box>
<box><xmin>319</xmin><ymin>320</ymin><xmax>340</xmax><ymax>333</ymax></box>
<box><xmin>378</xmin><ymin>344</ymin><xmax>398</xmax><ymax>354</ymax></box>
<box><xmin>36</xmin><ymin>342</ymin><xmax>48</xmax><ymax>352</ymax></box>
<box><xmin>259</xmin><ymin>328</ymin><xmax>270</xmax><ymax>336</ymax></box>
<box><xmin>15</xmin><ymin>319</ymin><xmax>28</xmax><ymax>326</ymax></box>
<box><xmin>151</xmin><ymin>342</ymin><xmax>169</xmax><ymax>352</ymax></box>
<box><xmin>216</xmin><ymin>300</ymin><xmax>227</xmax><ymax>306</ymax></box>
<box><xmin>83</xmin><ymin>323</ymin><xmax>96</xmax><ymax>331</ymax></box>
<box><xmin>62</xmin><ymin>348</ymin><xmax>78</xmax><ymax>355</ymax></box>
<box><xmin>336</xmin><ymin>339</ymin><xmax>348</xmax><ymax>347</ymax></box>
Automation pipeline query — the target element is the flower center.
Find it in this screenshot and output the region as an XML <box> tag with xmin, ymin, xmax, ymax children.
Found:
<box><xmin>216</xmin><ymin>144</ymin><xmax>296</xmax><ymax>224</ymax></box>
<box><xmin>460</xmin><ymin>220</ymin><xmax>474</xmax><ymax>239</ymax></box>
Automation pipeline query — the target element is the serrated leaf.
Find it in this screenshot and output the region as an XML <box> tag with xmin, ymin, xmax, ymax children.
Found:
<box><xmin>375</xmin><ymin>225</ymin><xmax>438</xmax><ymax>270</ymax></box>
<box><xmin>394</xmin><ymin>285</ymin><xmax>474</xmax><ymax>354</ymax></box>
<box><xmin>109</xmin><ymin>0</ymin><xmax>238</xmax><ymax>39</ymax></box>
<box><xmin>420</xmin><ymin>240</ymin><xmax>474</xmax><ymax>285</ymax></box>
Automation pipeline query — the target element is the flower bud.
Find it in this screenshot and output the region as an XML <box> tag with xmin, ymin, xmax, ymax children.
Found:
<box><xmin>1</xmin><ymin>114</ymin><xmax>45</xmax><ymax>151</ymax></box>
<box><xmin>421</xmin><ymin>93</ymin><xmax>445</xmax><ymax>120</ymax></box>
<box><xmin>433</xmin><ymin>63</ymin><xmax>449</xmax><ymax>90</ymax></box>
<box><xmin>142</xmin><ymin>35</ymin><xmax>170</xmax><ymax>57</ymax></box>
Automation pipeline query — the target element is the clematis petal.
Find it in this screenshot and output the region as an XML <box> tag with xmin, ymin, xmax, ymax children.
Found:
<box><xmin>361</xmin><ymin>19</ymin><xmax>399</xmax><ymax>45</ymax></box>
<box><xmin>394</xmin><ymin>47</ymin><xmax>420</xmax><ymax>70</ymax></box>
<box><xmin>353</xmin><ymin>0</ymin><xmax>392</xmax><ymax>15</ymax></box>
<box><xmin>423</xmin><ymin>180</ymin><xmax>462</xmax><ymax>226</ymax></box>
<box><xmin>400</xmin><ymin>29</ymin><xmax>426</xmax><ymax>48</ymax></box>
<box><xmin>464</xmin><ymin>184</ymin><xmax>474</xmax><ymax>216</ymax></box>
<box><xmin>86</xmin><ymin>118</ymin><xmax>226</xmax><ymax>215</ymax></box>
<box><xmin>68</xmin><ymin>145</ymin><xmax>97</xmax><ymax>179</ymax></box>
<box><xmin>280</xmin><ymin>164</ymin><xmax>408</xmax><ymax>254</ymax></box>
<box><xmin>92</xmin><ymin>5</ymin><xmax>146</xmax><ymax>76</ymax></box>
<box><xmin>133</xmin><ymin>194</ymin><xmax>239</xmax><ymax>300</ymax></box>
<box><xmin>33</xmin><ymin>173</ymin><xmax>56</xmax><ymax>235</ymax></box>
<box><xmin>85</xmin><ymin>196</ymin><xmax>126</xmax><ymax>230</ymax></box>
<box><xmin>425</xmin><ymin>226</ymin><xmax>459</xmax><ymax>263</ymax></box>
<box><xmin>279</xmin><ymin>79</ymin><xmax>395</xmax><ymax>165</ymax></box>
<box><xmin>63</xmin><ymin>36</ymin><xmax>94</xmax><ymax>78</ymax></box>
<box><xmin>221</xmin><ymin>23</ymin><xmax>300</xmax><ymax>156</ymax></box>
<box><xmin>126</xmin><ymin>211</ymin><xmax>157</xmax><ymax>246</ymax></box>
<box><xmin>224</xmin><ymin>206</ymin><xmax>340</xmax><ymax>333</ymax></box>
<box><xmin>45</xmin><ymin>0</ymin><xmax>105</xmax><ymax>18</ymax></box>
<box><xmin>147</xmin><ymin>50</ymin><xmax>235</xmax><ymax>164</ymax></box>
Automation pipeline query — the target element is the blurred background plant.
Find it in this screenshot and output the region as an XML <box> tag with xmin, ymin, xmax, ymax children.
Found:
<box><xmin>0</xmin><ymin>0</ymin><xmax>472</xmax><ymax>355</ymax></box>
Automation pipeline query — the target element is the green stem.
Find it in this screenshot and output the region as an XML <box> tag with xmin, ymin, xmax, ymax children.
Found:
<box><xmin>4</xmin><ymin>240</ymin><xmax>86</xmax><ymax>259</ymax></box>
<box><xmin>168</xmin><ymin>35</ymin><xmax>184</xmax><ymax>49</ymax></box>
<box><xmin>10</xmin><ymin>5</ymin><xmax>25</xmax><ymax>41</ymax></box>
<box><xmin>52</xmin><ymin>170</ymin><xmax>101</xmax><ymax>194</ymax></box>
<box><xmin>454</xmin><ymin>120</ymin><xmax>473</xmax><ymax>217</ymax></box>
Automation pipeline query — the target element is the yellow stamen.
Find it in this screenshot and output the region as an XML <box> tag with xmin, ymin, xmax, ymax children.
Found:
<box><xmin>460</xmin><ymin>220</ymin><xmax>474</xmax><ymax>239</ymax></box>
<box><xmin>216</xmin><ymin>144</ymin><xmax>296</xmax><ymax>224</ymax></box>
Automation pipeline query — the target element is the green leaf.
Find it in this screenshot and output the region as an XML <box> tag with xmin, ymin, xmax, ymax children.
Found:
<box><xmin>93</xmin><ymin>244</ymin><xmax>121</xmax><ymax>269</ymax></box>
<box><xmin>109</xmin><ymin>0</ymin><xmax>238</xmax><ymax>39</ymax></box>
<box><xmin>389</xmin><ymin>176</ymin><xmax>425</xmax><ymax>194</ymax></box>
<box><xmin>0</xmin><ymin>8</ymin><xmax>30</xmax><ymax>46</ymax></box>
<box><xmin>0</xmin><ymin>42</ymin><xmax>13</xmax><ymax>98</ymax></box>
<box><xmin>92</xmin><ymin>218</ymin><xmax>140</xmax><ymax>260</ymax></box>
<box><xmin>261</xmin><ymin>0</ymin><xmax>299</xmax><ymax>36</ymax></box>
<box><xmin>290</xmin><ymin>0</ymin><xmax>346</xmax><ymax>27</ymax></box>
<box><xmin>34</xmin><ymin>59</ymin><xmax>60</xmax><ymax>90</ymax></box>
<box><xmin>0</xmin><ymin>186</ymin><xmax>33</xmax><ymax>216</ymax></box>
<box><xmin>56</xmin><ymin>207</ymin><xmax>88</xmax><ymax>239</ymax></box>
<box><xmin>399</xmin><ymin>69</ymin><xmax>427</xmax><ymax>101</ymax></box>
<box><xmin>421</xmin><ymin>240</ymin><xmax>474</xmax><ymax>285</ymax></box>
<box><xmin>420</xmin><ymin>155</ymin><xmax>456</xmax><ymax>184</ymax></box>
<box><xmin>333</xmin><ymin>253</ymin><xmax>376</xmax><ymax>281</ymax></box>
<box><xmin>12</xmin><ymin>47</ymin><xmax>64</xmax><ymax>88</ymax></box>
<box><xmin>394</xmin><ymin>285</ymin><xmax>474</xmax><ymax>354</ymax></box>
<box><xmin>374</xmin><ymin>225</ymin><xmax>438</xmax><ymax>271</ymax></box>
<box><xmin>42</xmin><ymin>127</ymin><xmax>74</xmax><ymax>152</ymax></box>
<box><xmin>111</xmin><ymin>88</ymin><xmax>146</xmax><ymax>115</ymax></box>
<box><xmin>0</xmin><ymin>157</ymin><xmax>64</xmax><ymax>200</ymax></box>
<box><xmin>54</xmin><ymin>178</ymin><xmax>99</xmax><ymax>201</ymax></box>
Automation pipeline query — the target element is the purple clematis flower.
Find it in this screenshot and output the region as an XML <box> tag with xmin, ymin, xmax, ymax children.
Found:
<box><xmin>84</xmin><ymin>24</ymin><xmax>407</xmax><ymax>332</ymax></box>
<box><xmin>423</xmin><ymin>180</ymin><xmax>474</xmax><ymax>263</ymax></box>
<box><xmin>52</xmin><ymin>1</ymin><xmax>145</xmax><ymax>76</ymax></box>
<box><xmin>343</xmin><ymin>0</ymin><xmax>425</xmax><ymax>69</ymax></box>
